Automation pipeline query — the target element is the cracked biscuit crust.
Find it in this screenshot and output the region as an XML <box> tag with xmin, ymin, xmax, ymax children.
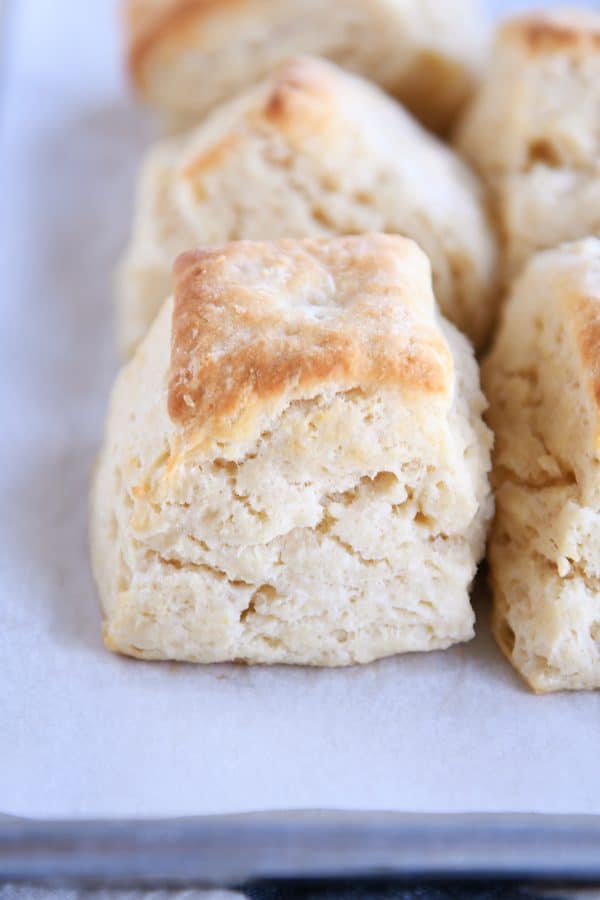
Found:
<box><xmin>168</xmin><ymin>236</ymin><xmax>452</xmax><ymax>433</ymax></box>
<box><xmin>484</xmin><ymin>239</ymin><xmax>600</xmax><ymax>692</ymax></box>
<box><xmin>91</xmin><ymin>235</ymin><xmax>493</xmax><ymax>665</ymax></box>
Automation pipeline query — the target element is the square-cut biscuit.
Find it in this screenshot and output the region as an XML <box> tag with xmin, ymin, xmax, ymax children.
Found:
<box><xmin>455</xmin><ymin>10</ymin><xmax>600</xmax><ymax>282</ymax></box>
<box><xmin>92</xmin><ymin>235</ymin><xmax>493</xmax><ymax>665</ymax></box>
<box><xmin>117</xmin><ymin>57</ymin><xmax>498</xmax><ymax>357</ymax></box>
<box><xmin>484</xmin><ymin>239</ymin><xmax>600</xmax><ymax>692</ymax></box>
<box><xmin>125</xmin><ymin>0</ymin><xmax>487</xmax><ymax>134</ymax></box>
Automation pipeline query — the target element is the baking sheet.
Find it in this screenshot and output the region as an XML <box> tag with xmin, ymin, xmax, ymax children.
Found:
<box><xmin>2</xmin><ymin>0</ymin><xmax>599</xmax><ymax>821</ymax></box>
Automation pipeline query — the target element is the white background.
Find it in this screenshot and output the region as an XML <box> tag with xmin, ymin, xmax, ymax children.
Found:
<box><xmin>1</xmin><ymin>0</ymin><xmax>599</xmax><ymax>819</ymax></box>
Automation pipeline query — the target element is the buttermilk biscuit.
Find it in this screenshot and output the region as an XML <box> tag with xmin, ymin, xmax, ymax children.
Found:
<box><xmin>117</xmin><ymin>57</ymin><xmax>498</xmax><ymax>357</ymax></box>
<box><xmin>455</xmin><ymin>9</ymin><xmax>600</xmax><ymax>281</ymax></box>
<box><xmin>484</xmin><ymin>239</ymin><xmax>600</xmax><ymax>692</ymax></box>
<box><xmin>125</xmin><ymin>0</ymin><xmax>486</xmax><ymax>134</ymax></box>
<box><xmin>92</xmin><ymin>235</ymin><xmax>493</xmax><ymax>665</ymax></box>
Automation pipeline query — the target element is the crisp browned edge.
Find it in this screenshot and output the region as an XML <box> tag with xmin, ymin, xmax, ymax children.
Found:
<box><xmin>500</xmin><ymin>10</ymin><xmax>600</xmax><ymax>52</ymax></box>
<box><xmin>573</xmin><ymin>292</ymin><xmax>600</xmax><ymax>414</ymax></box>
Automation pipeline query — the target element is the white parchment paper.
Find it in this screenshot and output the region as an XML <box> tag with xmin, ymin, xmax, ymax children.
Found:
<box><xmin>1</xmin><ymin>0</ymin><xmax>599</xmax><ymax>820</ymax></box>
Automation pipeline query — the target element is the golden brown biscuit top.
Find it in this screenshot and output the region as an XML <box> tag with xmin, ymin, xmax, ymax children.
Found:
<box><xmin>500</xmin><ymin>8</ymin><xmax>600</xmax><ymax>54</ymax></box>
<box><xmin>260</xmin><ymin>57</ymin><xmax>340</xmax><ymax>132</ymax></box>
<box><xmin>168</xmin><ymin>235</ymin><xmax>454</xmax><ymax>432</ymax></box>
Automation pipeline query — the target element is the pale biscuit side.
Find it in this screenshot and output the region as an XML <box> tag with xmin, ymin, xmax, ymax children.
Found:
<box><xmin>495</xmin><ymin>166</ymin><xmax>600</xmax><ymax>281</ymax></box>
<box><xmin>456</xmin><ymin>9</ymin><xmax>600</xmax><ymax>176</ymax></box>
<box><xmin>484</xmin><ymin>239</ymin><xmax>600</xmax><ymax>691</ymax></box>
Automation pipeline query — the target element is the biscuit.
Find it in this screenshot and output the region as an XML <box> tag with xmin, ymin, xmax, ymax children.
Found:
<box><xmin>456</xmin><ymin>9</ymin><xmax>600</xmax><ymax>176</ymax></box>
<box><xmin>455</xmin><ymin>9</ymin><xmax>600</xmax><ymax>281</ymax></box>
<box><xmin>117</xmin><ymin>57</ymin><xmax>498</xmax><ymax>357</ymax></box>
<box><xmin>92</xmin><ymin>235</ymin><xmax>493</xmax><ymax>665</ymax></box>
<box><xmin>484</xmin><ymin>239</ymin><xmax>600</xmax><ymax>692</ymax></box>
<box><xmin>125</xmin><ymin>0</ymin><xmax>486</xmax><ymax>134</ymax></box>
